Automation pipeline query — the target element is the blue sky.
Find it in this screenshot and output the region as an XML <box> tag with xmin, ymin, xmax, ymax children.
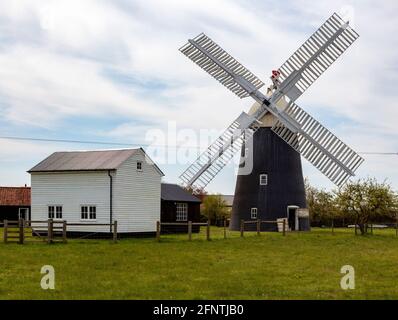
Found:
<box><xmin>0</xmin><ymin>0</ymin><xmax>397</xmax><ymax>194</ymax></box>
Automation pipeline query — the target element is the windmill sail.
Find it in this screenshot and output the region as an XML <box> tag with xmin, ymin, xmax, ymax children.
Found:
<box><xmin>179</xmin><ymin>112</ymin><xmax>261</xmax><ymax>192</ymax></box>
<box><xmin>179</xmin><ymin>33</ymin><xmax>264</xmax><ymax>98</ymax></box>
<box><xmin>179</xmin><ymin>13</ymin><xmax>363</xmax><ymax>190</ymax></box>
<box><xmin>274</xmin><ymin>13</ymin><xmax>359</xmax><ymax>103</ymax></box>
<box><xmin>271</xmin><ymin>101</ymin><xmax>364</xmax><ymax>187</ymax></box>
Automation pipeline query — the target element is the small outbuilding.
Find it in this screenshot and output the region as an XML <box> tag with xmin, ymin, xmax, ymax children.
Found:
<box><xmin>0</xmin><ymin>186</ymin><xmax>31</xmax><ymax>222</ymax></box>
<box><xmin>28</xmin><ymin>148</ymin><xmax>164</xmax><ymax>236</ymax></box>
<box><xmin>161</xmin><ymin>183</ymin><xmax>201</xmax><ymax>233</ymax></box>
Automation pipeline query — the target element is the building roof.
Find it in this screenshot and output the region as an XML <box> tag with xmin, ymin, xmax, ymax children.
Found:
<box><xmin>0</xmin><ymin>187</ymin><xmax>31</xmax><ymax>206</ymax></box>
<box><xmin>28</xmin><ymin>148</ymin><xmax>164</xmax><ymax>175</ymax></box>
<box><xmin>161</xmin><ymin>183</ymin><xmax>201</xmax><ymax>203</ymax></box>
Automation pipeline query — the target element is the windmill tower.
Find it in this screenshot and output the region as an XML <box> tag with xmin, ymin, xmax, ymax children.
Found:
<box><xmin>179</xmin><ymin>13</ymin><xmax>364</xmax><ymax>231</ymax></box>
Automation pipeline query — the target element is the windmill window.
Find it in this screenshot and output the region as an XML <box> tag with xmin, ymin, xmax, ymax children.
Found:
<box><xmin>137</xmin><ymin>161</ymin><xmax>143</xmax><ymax>171</ymax></box>
<box><xmin>260</xmin><ymin>174</ymin><xmax>268</xmax><ymax>185</ymax></box>
<box><xmin>251</xmin><ymin>208</ymin><xmax>258</xmax><ymax>219</ymax></box>
<box><xmin>176</xmin><ymin>203</ymin><xmax>188</xmax><ymax>221</ymax></box>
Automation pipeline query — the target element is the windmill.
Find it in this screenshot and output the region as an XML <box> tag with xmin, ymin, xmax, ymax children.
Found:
<box><xmin>179</xmin><ymin>13</ymin><xmax>364</xmax><ymax>231</ymax></box>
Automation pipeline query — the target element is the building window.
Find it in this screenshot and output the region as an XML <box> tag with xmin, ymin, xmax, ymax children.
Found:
<box><xmin>251</xmin><ymin>208</ymin><xmax>258</xmax><ymax>219</ymax></box>
<box><xmin>56</xmin><ymin>206</ymin><xmax>63</xmax><ymax>219</ymax></box>
<box><xmin>137</xmin><ymin>161</ymin><xmax>143</xmax><ymax>171</ymax></box>
<box><xmin>260</xmin><ymin>174</ymin><xmax>268</xmax><ymax>185</ymax></box>
<box><xmin>176</xmin><ymin>203</ymin><xmax>188</xmax><ymax>221</ymax></box>
<box><xmin>81</xmin><ymin>206</ymin><xmax>96</xmax><ymax>220</ymax></box>
<box><xmin>48</xmin><ymin>206</ymin><xmax>62</xmax><ymax>219</ymax></box>
<box><xmin>48</xmin><ymin>206</ymin><xmax>54</xmax><ymax>219</ymax></box>
<box><xmin>89</xmin><ymin>206</ymin><xmax>96</xmax><ymax>220</ymax></box>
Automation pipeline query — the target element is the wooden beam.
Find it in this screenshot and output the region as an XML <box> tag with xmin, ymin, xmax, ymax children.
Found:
<box><xmin>156</xmin><ymin>221</ymin><xmax>161</xmax><ymax>242</ymax></box>
<box><xmin>4</xmin><ymin>219</ymin><xmax>8</xmax><ymax>244</ymax></box>
<box><xmin>257</xmin><ymin>219</ymin><xmax>261</xmax><ymax>236</ymax></box>
<box><xmin>62</xmin><ymin>221</ymin><xmax>67</xmax><ymax>243</ymax></box>
<box><xmin>282</xmin><ymin>219</ymin><xmax>286</xmax><ymax>236</ymax></box>
<box><xmin>19</xmin><ymin>219</ymin><xmax>24</xmax><ymax>244</ymax></box>
<box><xmin>47</xmin><ymin>219</ymin><xmax>53</xmax><ymax>244</ymax></box>
<box><xmin>206</xmin><ymin>220</ymin><xmax>210</xmax><ymax>241</ymax></box>
<box><xmin>113</xmin><ymin>221</ymin><xmax>118</xmax><ymax>243</ymax></box>
<box><xmin>188</xmin><ymin>221</ymin><xmax>192</xmax><ymax>241</ymax></box>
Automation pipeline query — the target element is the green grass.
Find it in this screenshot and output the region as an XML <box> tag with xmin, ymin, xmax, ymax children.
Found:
<box><xmin>0</xmin><ymin>227</ymin><xmax>397</xmax><ymax>299</ymax></box>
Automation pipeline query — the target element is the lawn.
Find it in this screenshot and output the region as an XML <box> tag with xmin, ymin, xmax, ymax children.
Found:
<box><xmin>0</xmin><ymin>227</ymin><xmax>397</xmax><ymax>299</ymax></box>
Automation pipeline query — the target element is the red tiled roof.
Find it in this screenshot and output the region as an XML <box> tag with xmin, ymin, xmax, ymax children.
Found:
<box><xmin>0</xmin><ymin>187</ymin><xmax>31</xmax><ymax>206</ymax></box>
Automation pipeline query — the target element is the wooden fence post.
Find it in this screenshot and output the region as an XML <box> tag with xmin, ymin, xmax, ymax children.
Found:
<box><xmin>396</xmin><ymin>217</ymin><xmax>398</xmax><ymax>237</ymax></box>
<box><xmin>354</xmin><ymin>224</ymin><xmax>358</xmax><ymax>236</ymax></box>
<box><xmin>370</xmin><ymin>223</ymin><xmax>373</xmax><ymax>235</ymax></box>
<box><xmin>62</xmin><ymin>221</ymin><xmax>67</xmax><ymax>243</ymax></box>
<box><xmin>206</xmin><ymin>220</ymin><xmax>210</xmax><ymax>241</ymax></box>
<box><xmin>19</xmin><ymin>218</ymin><xmax>24</xmax><ymax>244</ymax></box>
<box><xmin>282</xmin><ymin>219</ymin><xmax>286</xmax><ymax>236</ymax></box>
<box><xmin>4</xmin><ymin>219</ymin><xmax>8</xmax><ymax>244</ymax></box>
<box><xmin>188</xmin><ymin>221</ymin><xmax>192</xmax><ymax>241</ymax></box>
<box><xmin>47</xmin><ymin>219</ymin><xmax>53</xmax><ymax>244</ymax></box>
<box><xmin>240</xmin><ymin>219</ymin><xmax>244</xmax><ymax>237</ymax></box>
<box><xmin>113</xmin><ymin>221</ymin><xmax>118</xmax><ymax>243</ymax></box>
<box><xmin>257</xmin><ymin>219</ymin><xmax>261</xmax><ymax>236</ymax></box>
<box><xmin>331</xmin><ymin>219</ymin><xmax>334</xmax><ymax>235</ymax></box>
<box><xmin>156</xmin><ymin>221</ymin><xmax>161</xmax><ymax>242</ymax></box>
<box><xmin>223</xmin><ymin>219</ymin><xmax>227</xmax><ymax>239</ymax></box>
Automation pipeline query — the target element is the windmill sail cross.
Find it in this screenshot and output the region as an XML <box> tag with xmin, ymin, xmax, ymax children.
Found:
<box><xmin>179</xmin><ymin>12</ymin><xmax>363</xmax><ymax>190</ymax></box>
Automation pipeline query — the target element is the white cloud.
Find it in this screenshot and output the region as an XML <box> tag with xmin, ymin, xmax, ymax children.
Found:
<box><xmin>0</xmin><ymin>0</ymin><xmax>397</xmax><ymax>191</ymax></box>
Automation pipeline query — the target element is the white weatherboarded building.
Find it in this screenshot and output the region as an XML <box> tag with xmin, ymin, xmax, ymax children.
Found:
<box><xmin>28</xmin><ymin>148</ymin><xmax>164</xmax><ymax>235</ymax></box>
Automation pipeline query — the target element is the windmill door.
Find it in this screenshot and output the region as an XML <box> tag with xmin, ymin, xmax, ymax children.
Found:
<box><xmin>287</xmin><ymin>205</ymin><xmax>299</xmax><ymax>231</ymax></box>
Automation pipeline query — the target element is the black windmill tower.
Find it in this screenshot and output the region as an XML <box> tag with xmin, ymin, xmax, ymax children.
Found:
<box><xmin>179</xmin><ymin>13</ymin><xmax>364</xmax><ymax>231</ymax></box>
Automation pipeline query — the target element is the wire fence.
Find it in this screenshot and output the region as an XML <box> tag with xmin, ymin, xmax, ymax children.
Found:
<box><xmin>315</xmin><ymin>219</ymin><xmax>398</xmax><ymax>236</ymax></box>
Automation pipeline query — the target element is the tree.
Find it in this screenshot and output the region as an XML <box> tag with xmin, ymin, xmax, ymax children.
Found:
<box><xmin>202</xmin><ymin>194</ymin><xmax>229</xmax><ymax>225</ymax></box>
<box><xmin>305</xmin><ymin>179</ymin><xmax>339</xmax><ymax>226</ymax></box>
<box><xmin>336</xmin><ymin>178</ymin><xmax>398</xmax><ymax>235</ymax></box>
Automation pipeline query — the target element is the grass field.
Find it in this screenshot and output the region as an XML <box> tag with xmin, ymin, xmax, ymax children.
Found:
<box><xmin>0</xmin><ymin>227</ymin><xmax>397</xmax><ymax>299</ymax></box>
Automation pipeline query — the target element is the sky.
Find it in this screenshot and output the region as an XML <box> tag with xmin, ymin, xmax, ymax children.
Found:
<box><xmin>0</xmin><ymin>0</ymin><xmax>397</xmax><ymax>194</ymax></box>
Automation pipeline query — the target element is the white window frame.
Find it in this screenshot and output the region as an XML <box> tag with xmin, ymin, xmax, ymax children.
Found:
<box><xmin>259</xmin><ymin>174</ymin><xmax>268</xmax><ymax>186</ymax></box>
<box><xmin>80</xmin><ymin>205</ymin><xmax>97</xmax><ymax>221</ymax></box>
<box><xmin>48</xmin><ymin>205</ymin><xmax>62</xmax><ymax>220</ymax></box>
<box><xmin>251</xmin><ymin>207</ymin><xmax>258</xmax><ymax>220</ymax></box>
<box><xmin>18</xmin><ymin>207</ymin><xmax>29</xmax><ymax>220</ymax></box>
<box><xmin>176</xmin><ymin>202</ymin><xmax>188</xmax><ymax>221</ymax></box>
<box><xmin>48</xmin><ymin>206</ymin><xmax>55</xmax><ymax>219</ymax></box>
<box><xmin>136</xmin><ymin>161</ymin><xmax>143</xmax><ymax>172</ymax></box>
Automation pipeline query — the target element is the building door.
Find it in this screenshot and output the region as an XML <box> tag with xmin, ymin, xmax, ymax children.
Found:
<box><xmin>18</xmin><ymin>208</ymin><xmax>29</xmax><ymax>220</ymax></box>
<box><xmin>287</xmin><ymin>205</ymin><xmax>299</xmax><ymax>231</ymax></box>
